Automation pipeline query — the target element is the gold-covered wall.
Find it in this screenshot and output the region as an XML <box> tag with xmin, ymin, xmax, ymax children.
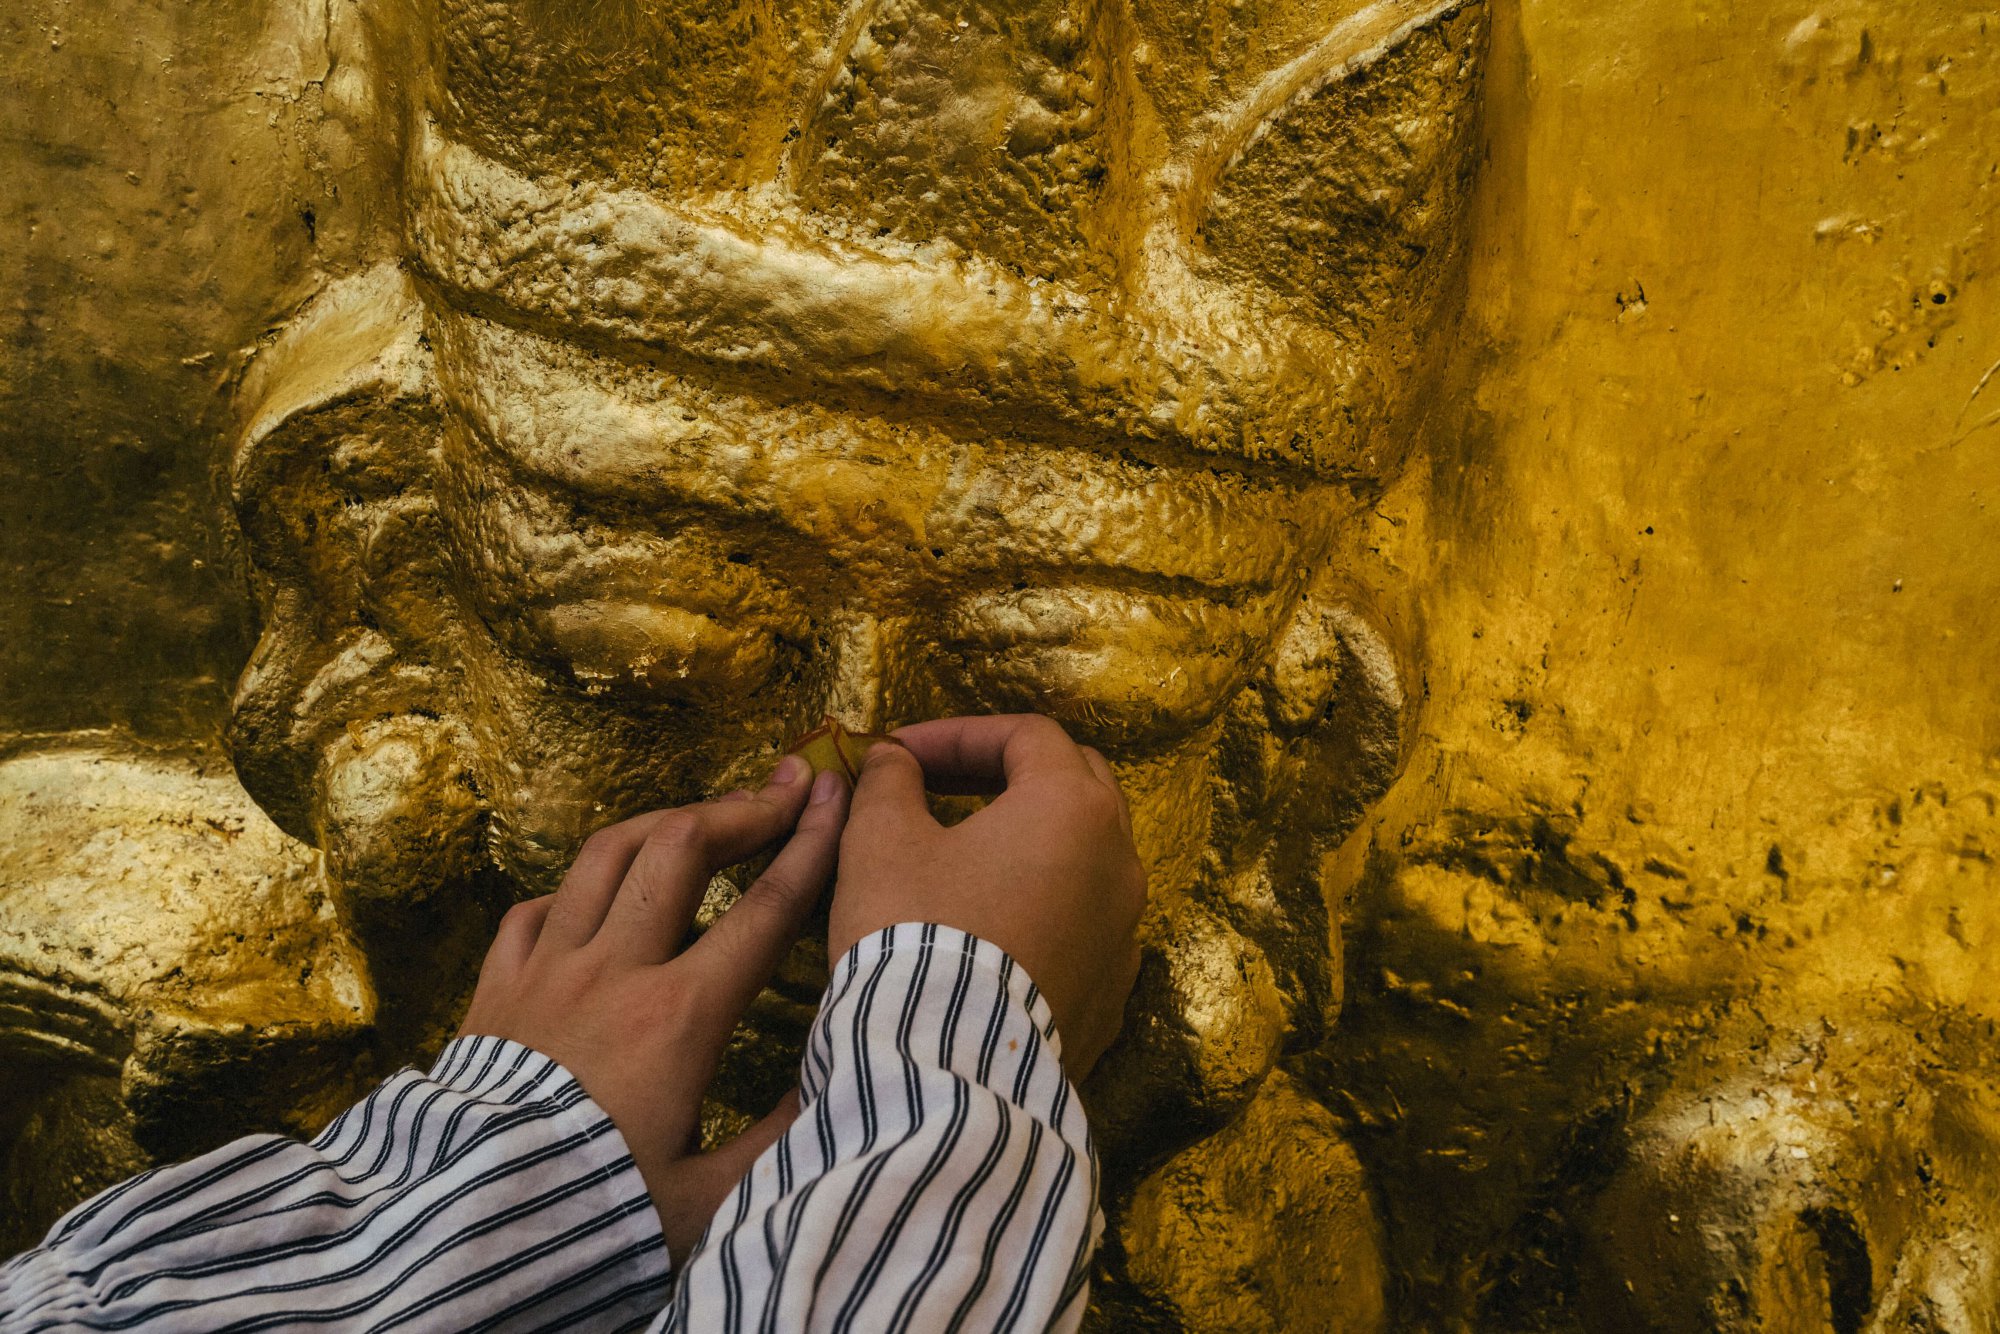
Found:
<box><xmin>0</xmin><ymin>0</ymin><xmax>396</xmax><ymax>746</ymax></box>
<box><xmin>1</xmin><ymin>1</ymin><xmax>1996</xmax><ymax>1331</ymax></box>
<box><xmin>1316</xmin><ymin>3</ymin><xmax>2000</xmax><ymax>1325</ymax></box>
<box><xmin>1</xmin><ymin>0</ymin><xmax>371</xmax><ymax>1250</ymax></box>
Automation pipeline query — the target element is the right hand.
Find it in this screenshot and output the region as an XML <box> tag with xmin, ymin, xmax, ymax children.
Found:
<box><xmin>829</xmin><ymin>714</ymin><xmax>1147</xmax><ymax>1079</ymax></box>
<box><xmin>458</xmin><ymin>755</ymin><xmax>847</xmax><ymax>1261</ymax></box>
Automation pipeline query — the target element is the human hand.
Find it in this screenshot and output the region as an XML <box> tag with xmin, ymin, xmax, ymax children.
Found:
<box><xmin>829</xmin><ymin>714</ymin><xmax>1146</xmax><ymax>1080</ymax></box>
<box><xmin>458</xmin><ymin>756</ymin><xmax>849</xmax><ymax>1261</ymax></box>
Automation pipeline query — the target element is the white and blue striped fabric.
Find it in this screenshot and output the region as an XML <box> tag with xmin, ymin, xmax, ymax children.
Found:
<box><xmin>1</xmin><ymin>924</ymin><xmax>1099</xmax><ymax>1333</ymax></box>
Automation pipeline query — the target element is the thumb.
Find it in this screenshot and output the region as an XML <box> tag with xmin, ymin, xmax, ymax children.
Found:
<box><xmin>709</xmin><ymin>1089</ymin><xmax>802</xmax><ymax>1179</ymax></box>
<box><xmin>846</xmin><ymin>739</ymin><xmax>934</xmax><ymax>833</ymax></box>
<box><xmin>659</xmin><ymin>1091</ymin><xmax>803</xmax><ymax>1264</ymax></box>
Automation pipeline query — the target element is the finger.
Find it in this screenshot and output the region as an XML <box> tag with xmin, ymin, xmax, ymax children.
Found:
<box><xmin>684</xmin><ymin>769</ymin><xmax>850</xmax><ymax>1016</ymax></box>
<box><xmin>483</xmin><ymin>895</ymin><xmax>554</xmax><ymax>974</ymax></box>
<box><xmin>706</xmin><ymin>1089</ymin><xmax>801</xmax><ymax>1182</ymax></box>
<box><xmin>658</xmin><ymin>1090</ymin><xmax>802</xmax><ymax>1263</ymax></box>
<box><xmin>542</xmin><ymin>807</ymin><xmax>687</xmax><ymax>951</ymax></box>
<box><xmin>545</xmin><ymin>760</ymin><xmax>810</xmax><ymax>955</ymax></box>
<box><xmin>843</xmin><ymin>738</ymin><xmax>939</xmax><ymax>835</ymax></box>
<box><xmin>890</xmin><ymin>713</ymin><xmax>1092</xmax><ymax>797</ymax></box>
<box><xmin>1078</xmin><ymin>746</ymin><xmax>1133</xmax><ymax>837</ymax></box>
<box><xmin>596</xmin><ymin>758</ymin><xmax>815</xmax><ymax>965</ymax></box>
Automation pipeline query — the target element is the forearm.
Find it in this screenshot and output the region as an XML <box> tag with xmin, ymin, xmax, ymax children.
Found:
<box><xmin>663</xmin><ymin>924</ymin><xmax>1102</xmax><ymax>1333</ymax></box>
<box><xmin>1</xmin><ymin>1036</ymin><xmax>669</xmax><ymax>1333</ymax></box>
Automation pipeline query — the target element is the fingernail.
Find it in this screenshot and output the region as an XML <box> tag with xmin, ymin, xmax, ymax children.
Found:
<box><xmin>771</xmin><ymin>754</ymin><xmax>809</xmax><ymax>787</ymax></box>
<box><xmin>810</xmin><ymin>769</ymin><xmax>843</xmax><ymax>805</ymax></box>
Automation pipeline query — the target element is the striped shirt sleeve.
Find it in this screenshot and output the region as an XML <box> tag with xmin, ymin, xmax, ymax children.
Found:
<box><xmin>658</xmin><ymin>922</ymin><xmax>1103</xmax><ymax>1334</ymax></box>
<box><xmin>0</xmin><ymin>1035</ymin><xmax>670</xmax><ymax>1333</ymax></box>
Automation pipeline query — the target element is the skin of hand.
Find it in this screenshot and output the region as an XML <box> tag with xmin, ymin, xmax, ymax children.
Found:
<box><xmin>458</xmin><ymin>755</ymin><xmax>848</xmax><ymax>1262</ymax></box>
<box><xmin>831</xmin><ymin>714</ymin><xmax>1148</xmax><ymax>1081</ymax></box>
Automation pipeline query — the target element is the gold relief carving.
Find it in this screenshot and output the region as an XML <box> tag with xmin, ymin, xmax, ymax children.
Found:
<box><xmin>228</xmin><ymin>2</ymin><xmax>1480</xmax><ymax>1322</ymax></box>
<box><xmin>1119</xmin><ymin>1070</ymin><xmax>1389</xmax><ymax>1330</ymax></box>
<box><xmin>5</xmin><ymin>0</ymin><xmax>2000</xmax><ymax>1329</ymax></box>
<box><xmin>0</xmin><ymin>747</ymin><xmax>368</xmax><ymax>1254</ymax></box>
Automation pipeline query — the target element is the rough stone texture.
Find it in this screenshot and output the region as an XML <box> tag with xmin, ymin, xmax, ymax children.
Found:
<box><xmin>1300</xmin><ymin>4</ymin><xmax>2000</xmax><ymax>1327</ymax></box>
<box><xmin>1119</xmin><ymin>1070</ymin><xmax>1390</xmax><ymax>1330</ymax></box>
<box><xmin>0</xmin><ymin>746</ymin><xmax>367</xmax><ymax>1254</ymax></box>
<box><xmin>1</xmin><ymin>0</ymin><xmax>1996</xmax><ymax>1330</ymax></box>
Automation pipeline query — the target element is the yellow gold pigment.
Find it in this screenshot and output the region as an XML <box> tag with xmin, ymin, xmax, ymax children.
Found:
<box><xmin>1</xmin><ymin>1</ymin><xmax>1996</xmax><ymax>1330</ymax></box>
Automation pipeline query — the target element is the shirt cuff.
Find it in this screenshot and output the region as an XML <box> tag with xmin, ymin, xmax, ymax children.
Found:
<box><xmin>426</xmin><ymin>1031</ymin><xmax>622</xmax><ymax>1109</ymax></box>
<box><xmin>837</xmin><ymin>923</ymin><xmax>1063</xmax><ymax>1054</ymax></box>
<box><xmin>424</xmin><ymin>1033</ymin><xmax>671</xmax><ymax>1275</ymax></box>
<box><xmin>6</xmin><ymin>1034</ymin><xmax>672</xmax><ymax>1334</ymax></box>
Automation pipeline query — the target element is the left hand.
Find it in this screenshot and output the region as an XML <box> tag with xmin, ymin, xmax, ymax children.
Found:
<box><xmin>458</xmin><ymin>755</ymin><xmax>849</xmax><ymax>1261</ymax></box>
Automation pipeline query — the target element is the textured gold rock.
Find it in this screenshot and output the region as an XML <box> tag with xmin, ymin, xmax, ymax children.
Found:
<box><xmin>0</xmin><ymin>747</ymin><xmax>370</xmax><ymax>1255</ymax></box>
<box><xmin>3</xmin><ymin>0</ymin><xmax>1998</xmax><ymax>1330</ymax></box>
<box><xmin>213</xmin><ymin>5</ymin><xmax>1479</xmax><ymax>1322</ymax></box>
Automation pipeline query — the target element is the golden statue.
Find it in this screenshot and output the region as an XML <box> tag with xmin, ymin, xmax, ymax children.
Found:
<box><xmin>4</xmin><ymin>0</ymin><xmax>1997</xmax><ymax>1329</ymax></box>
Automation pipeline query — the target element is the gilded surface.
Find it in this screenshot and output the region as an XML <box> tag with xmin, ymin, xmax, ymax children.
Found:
<box><xmin>2</xmin><ymin>1</ymin><xmax>1996</xmax><ymax>1330</ymax></box>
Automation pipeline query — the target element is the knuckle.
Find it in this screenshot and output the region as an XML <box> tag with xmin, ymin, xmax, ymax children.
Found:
<box><xmin>568</xmin><ymin>829</ymin><xmax>623</xmax><ymax>874</ymax></box>
<box><xmin>851</xmin><ymin>750</ymin><xmax>911</xmax><ymax>796</ymax></box>
<box><xmin>1025</xmin><ymin>713</ymin><xmax>1075</xmax><ymax>744</ymax></box>
<box><xmin>703</xmin><ymin>921</ymin><xmax>760</xmax><ymax>972</ymax></box>
<box><xmin>750</xmin><ymin>867</ymin><xmax>813</xmax><ymax>912</ymax></box>
<box><xmin>542</xmin><ymin>898</ymin><xmax>587</xmax><ymax>938</ymax></box>
<box><xmin>731</xmin><ymin>888</ymin><xmax>790</xmax><ymax>940</ymax></box>
<box><xmin>862</xmin><ymin>743</ymin><xmax>913</xmax><ymax>775</ymax></box>
<box><xmin>550</xmin><ymin>951</ymin><xmax>608</xmax><ymax>997</ymax></box>
<box><xmin>1077</xmin><ymin>777</ymin><xmax>1122</xmax><ymax>822</ymax></box>
<box><xmin>644</xmin><ymin>810</ymin><xmax>708</xmax><ymax>858</ymax></box>
<box><xmin>496</xmin><ymin>901</ymin><xmax>546</xmax><ymax>945</ymax></box>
